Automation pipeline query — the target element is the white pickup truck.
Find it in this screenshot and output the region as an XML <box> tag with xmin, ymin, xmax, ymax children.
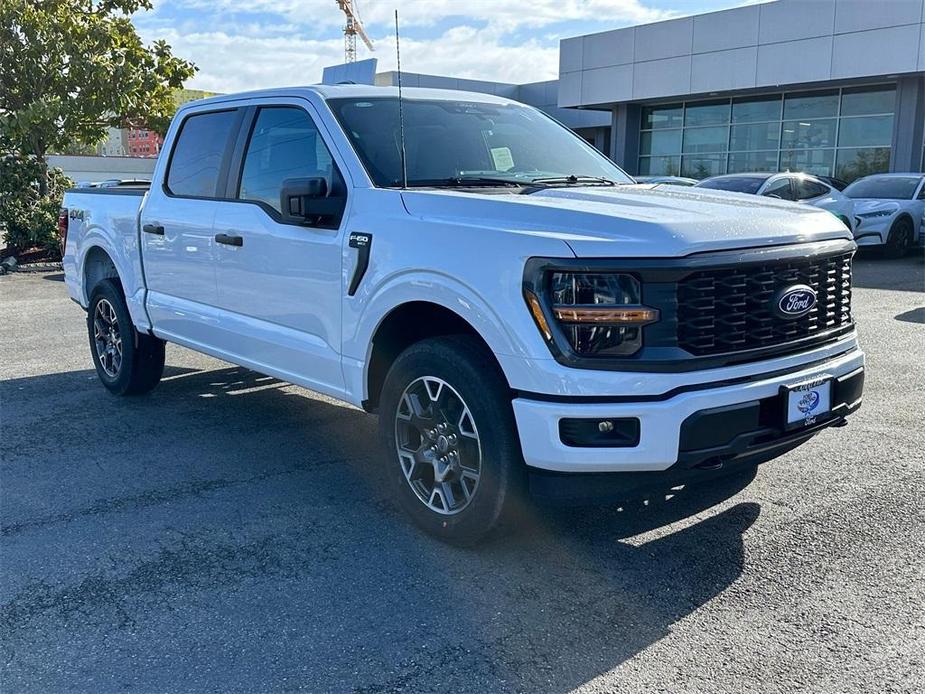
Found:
<box><xmin>61</xmin><ymin>85</ymin><xmax>864</xmax><ymax>543</ymax></box>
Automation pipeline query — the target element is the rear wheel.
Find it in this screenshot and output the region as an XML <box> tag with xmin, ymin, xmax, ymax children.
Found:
<box><xmin>884</xmin><ymin>217</ymin><xmax>913</xmax><ymax>259</ymax></box>
<box><xmin>378</xmin><ymin>335</ymin><xmax>524</xmax><ymax>545</ymax></box>
<box><xmin>88</xmin><ymin>279</ymin><xmax>165</xmax><ymax>395</ymax></box>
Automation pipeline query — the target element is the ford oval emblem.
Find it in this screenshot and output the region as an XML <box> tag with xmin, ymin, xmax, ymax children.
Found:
<box><xmin>772</xmin><ymin>284</ymin><xmax>817</xmax><ymax>320</ymax></box>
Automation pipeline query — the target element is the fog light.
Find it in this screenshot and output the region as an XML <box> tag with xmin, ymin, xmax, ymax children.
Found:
<box><xmin>560</xmin><ymin>417</ymin><xmax>640</xmax><ymax>448</ymax></box>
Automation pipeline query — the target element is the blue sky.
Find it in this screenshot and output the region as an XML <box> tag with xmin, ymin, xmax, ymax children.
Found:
<box><xmin>137</xmin><ymin>0</ymin><xmax>755</xmax><ymax>93</ymax></box>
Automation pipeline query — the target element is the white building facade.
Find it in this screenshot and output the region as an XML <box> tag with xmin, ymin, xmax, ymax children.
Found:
<box><xmin>559</xmin><ymin>0</ymin><xmax>925</xmax><ymax>181</ymax></box>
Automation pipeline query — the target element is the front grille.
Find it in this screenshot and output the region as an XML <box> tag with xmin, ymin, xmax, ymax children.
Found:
<box><xmin>677</xmin><ymin>251</ymin><xmax>852</xmax><ymax>356</ymax></box>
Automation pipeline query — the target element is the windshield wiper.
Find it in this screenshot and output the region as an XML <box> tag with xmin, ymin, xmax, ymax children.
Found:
<box><xmin>530</xmin><ymin>175</ymin><xmax>618</xmax><ymax>187</ymax></box>
<box><xmin>402</xmin><ymin>177</ymin><xmax>525</xmax><ymax>188</ymax></box>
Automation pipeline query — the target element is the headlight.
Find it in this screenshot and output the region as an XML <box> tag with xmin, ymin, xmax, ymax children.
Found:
<box><xmin>525</xmin><ymin>271</ymin><xmax>658</xmax><ymax>357</ymax></box>
<box><xmin>857</xmin><ymin>209</ymin><xmax>893</xmax><ymax>219</ymax></box>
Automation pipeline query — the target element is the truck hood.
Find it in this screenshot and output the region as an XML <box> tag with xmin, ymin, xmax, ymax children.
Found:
<box><xmin>400</xmin><ymin>184</ymin><xmax>852</xmax><ymax>258</ymax></box>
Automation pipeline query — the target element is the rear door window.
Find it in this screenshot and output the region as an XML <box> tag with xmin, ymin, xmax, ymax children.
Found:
<box><xmin>795</xmin><ymin>178</ymin><xmax>829</xmax><ymax>200</ymax></box>
<box><xmin>762</xmin><ymin>177</ymin><xmax>796</xmax><ymax>201</ymax></box>
<box><xmin>166</xmin><ymin>110</ymin><xmax>239</xmax><ymax>197</ymax></box>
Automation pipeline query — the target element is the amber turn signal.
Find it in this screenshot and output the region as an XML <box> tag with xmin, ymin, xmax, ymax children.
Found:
<box><xmin>552</xmin><ymin>306</ymin><xmax>659</xmax><ymax>325</ymax></box>
<box><xmin>524</xmin><ymin>290</ymin><xmax>553</xmax><ymax>340</ymax></box>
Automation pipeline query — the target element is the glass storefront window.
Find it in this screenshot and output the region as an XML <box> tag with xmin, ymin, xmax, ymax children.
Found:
<box><xmin>681</xmin><ymin>154</ymin><xmax>726</xmax><ymax>178</ymax></box>
<box><xmin>730</xmin><ymin>122</ymin><xmax>780</xmax><ymax>151</ymax></box>
<box><xmin>685</xmin><ymin>101</ymin><xmax>730</xmax><ymax>126</ymax></box>
<box><xmin>841</xmin><ymin>86</ymin><xmax>896</xmax><ymax>116</ymax></box>
<box><xmin>835</xmin><ymin>148</ymin><xmax>891</xmax><ymax>182</ymax></box>
<box><xmin>638</xmin><ymin>155</ymin><xmax>680</xmax><ymax>176</ymax></box>
<box><xmin>727</xmin><ymin>151</ymin><xmax>779</xmax><ymax>173</ymax></box>
<box><xmin>780</xmin><ymin>119</ymin><xmax>836</xmax><ymax>149</ymax></box>
<box><xmin>779</xmin><ymin>148</ymin><xmax>834</xmax><ymax>176</ymax></box>
<box><xmin>784</xmin><ymin>90</ymin><xmax>839</xmax><ymax>119</ymax></box>
<box><xmin>640</xmin><ymin>129</ymin><xmax>682</xmax><ymax>156</ymax></box>
<box><xmin>682</xmin><ymin>126</ymin><xmax>729</xmax><ymax>153</ymax></box>
<box><xmin>837</xmin><ymin>115</ymin><xmax>893</xmax><ymax>147</ymax></box>
<box><xmin>732</xmin><ymin>96</ymin><xmax>782</xmax><ymax>123</ymax></box>
<box><xmin>638</xmin><ymin>85</ymin><xmax>896</xmax><ymax>182</ymax></box>
<box><xmin>642</xmin><ymin>104</ymin><xmax>683</xmax><ymax>129</ymax></box>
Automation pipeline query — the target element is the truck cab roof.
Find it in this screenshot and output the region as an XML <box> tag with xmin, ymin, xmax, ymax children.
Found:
<box><xmin>178</xmin><ymin>84</ymin><xmax>517</xmax><ymax>114</ymax></box>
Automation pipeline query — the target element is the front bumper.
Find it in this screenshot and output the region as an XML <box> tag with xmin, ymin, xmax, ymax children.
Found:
<box><xmin>512</xmin><ymin>346</ymin><xmax>864</xmax><ymax>474</ymax></box>
<box><xmin>853</xmin><ymin>218</ymin><xmax>891</xmax><ymax>246</ymax></box>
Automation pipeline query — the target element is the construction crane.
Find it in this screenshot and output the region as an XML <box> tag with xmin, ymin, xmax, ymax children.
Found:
<box><xmin>335</xmin><ymin>0</ymin><xmax>374</xmax><ymax>63</ymax></box>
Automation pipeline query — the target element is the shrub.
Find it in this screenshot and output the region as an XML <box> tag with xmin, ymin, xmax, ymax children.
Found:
<box><xmin>0</xmin><ymin>152</ymin><xmax>72</xmax><ymax>255</ymax></box>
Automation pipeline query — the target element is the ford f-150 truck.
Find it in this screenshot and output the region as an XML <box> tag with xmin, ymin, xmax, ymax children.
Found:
<box><xmin>61</xmin><ymin>85</ymin><xmax>864</xmax><ymax>544</ymax></box>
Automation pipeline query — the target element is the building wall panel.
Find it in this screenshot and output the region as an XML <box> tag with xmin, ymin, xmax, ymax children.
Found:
<box><xmin>583</xmin><ymin>27</ymin><xmax>634</xmax><ymax>69</ymax></box>
<box><xmin>757</xmin><ymin>0</ymin><xmax>836</xmax><ymax>44</ymax></box>
<box><xmin>559</xmin><ymin>37</ymin><xmax>583</xmax><ymax>74</ymax></box>
<box><xmin>834</xmin><ymin>0</ymin><xmax>923</xmax><ymax>34</ymax></box>
<box><xmin>582</xmin><ymin>64</ymin><xmax>633</xmax><ymax>105</ymax></box>
<box><xmin>756</xmin><ymin>37</ymin><xmax>834</xmax><ymax>87</ymax></box>
<box><xmin>692</xmin><ymin>5</ymin><xmax>760</xmax><ymax>54</ymax></box>
<box><xmin>831</xmin><ymin>24</ymin><xmax>922</xmax><ymax>79</ymax></box>
<box><xmin>634</xmin><ymin>17</ymin><xmax>693</xmax><ymax>62</ymax></box>
<box><xmin>633</xmin><ymin>56</ymin><xmax>691</xmax><ymax>100</ymax></box>
<box><xmin>690</xmin><ymin>47</ymin><xmax>758</xmax><ymax>93</ymax></box>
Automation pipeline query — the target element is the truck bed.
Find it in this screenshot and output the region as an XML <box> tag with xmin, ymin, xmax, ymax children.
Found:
<box><xmin>62</xmin><ymin>187</ymin><xmax>150</xmax><ymax>331</ymax></box>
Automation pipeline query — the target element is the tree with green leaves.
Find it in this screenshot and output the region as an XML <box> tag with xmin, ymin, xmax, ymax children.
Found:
<box><xmin>0</xmin><ymin>0</ymin><xmax>196</xmax><ymax>219</ymax></box>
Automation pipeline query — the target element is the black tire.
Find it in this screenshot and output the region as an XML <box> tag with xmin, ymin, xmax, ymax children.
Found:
<box><xmin>87</xmin><ymin>279</ymin><xmax>165</xmax><ymax>396</ymax></box>
<box><xmin>884</xmin><ymin>217</ymin><xmax>913</xmax><ymax>259</ymax></box>
<box><xmin>378</xmin><ymin>335</ymin><xmax>524</xmax><ymax>545</ymax></box>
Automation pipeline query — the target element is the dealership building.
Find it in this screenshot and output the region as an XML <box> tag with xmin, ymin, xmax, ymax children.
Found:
<box><xmin>559</xmin><ymin>0</ymin><xmax>925</xmax><ymax>181</ymax></box>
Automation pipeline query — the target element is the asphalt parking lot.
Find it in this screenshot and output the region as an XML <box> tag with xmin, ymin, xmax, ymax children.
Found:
<box><xmin>1</xmin><ymin>253</ymin><xmax>923</xmax><ymax>693</ymax></box>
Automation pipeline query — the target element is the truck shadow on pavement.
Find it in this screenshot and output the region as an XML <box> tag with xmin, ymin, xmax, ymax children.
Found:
<box><xmin>2</xmin><ymin>363</ymin><xmax>759</xmax><ymax>692</ymax></box>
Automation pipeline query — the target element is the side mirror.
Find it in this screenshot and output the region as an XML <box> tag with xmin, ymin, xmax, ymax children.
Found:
<box><xmin>280</xmin><ymin>177</ymin><xmax>327</xmax><ymax>221</ymax></box>
<box><xmin>279</xmin><ymin>176</ymin><xmax>346</xmax><ymax>227</ymax></box>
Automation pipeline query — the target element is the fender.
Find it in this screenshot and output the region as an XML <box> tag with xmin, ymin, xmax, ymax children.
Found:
<box><xmin>77</xmin><ymin>227</ymin><xmax>150</xmax><ymax>333</ymax></box>
<box><xmin>341</xmin><ymin>269</ymin><xmax>547</xmax><ymax>405</ymax></box>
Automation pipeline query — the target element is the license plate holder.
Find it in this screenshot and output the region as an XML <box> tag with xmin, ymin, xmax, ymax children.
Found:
<box><xmin>781</xmin><ymin>375</ymin><xmax>833</xmax><ymax>430</ymax></box>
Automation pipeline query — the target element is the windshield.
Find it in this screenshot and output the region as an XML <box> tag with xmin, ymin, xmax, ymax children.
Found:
<box><xmin>843</xmin><ymin>176</ymin><xmax>922</xmax><ymax>200</ymax></box>
<box><xmin>327</xmin><ymin>97</ymin><xmax>633</xmax><ymax>188</ymax></box>
<box><xmin>696</xmin><ymin>176</ymin><xmax>769</xmax><ymax>194</ymax></box>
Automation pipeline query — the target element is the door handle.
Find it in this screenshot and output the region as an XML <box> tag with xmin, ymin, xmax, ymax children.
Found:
<box><xmin>142</xmin><ymin>223</ymin><xmax>164</xmax><ymax>235</ymax></box>
<box><xmin>215</xmin><ymin>233</ymin><xmax>243</xmax><ymax>247</ymax></box>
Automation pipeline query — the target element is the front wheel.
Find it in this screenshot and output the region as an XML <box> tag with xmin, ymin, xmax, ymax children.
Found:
<box><xmin>88</xmin><ymin>279</ymin><xmax>165</xmax><ymax>395</ymax></box>
<box><xmin>378</xmin><ymin>336</ymin><xmax>524</xmax><ymax>545</ymax></box>
<box><xmin>884</xmin><ymin>217</ymin><xmax>913</xmax><ymax>259</ymax></box>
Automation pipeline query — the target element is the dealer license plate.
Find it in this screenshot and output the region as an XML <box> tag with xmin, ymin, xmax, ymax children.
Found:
<box><xmin>783</xmin><ymin>375</ymin><xmax>832</xmax><ymax>429</ymax></box>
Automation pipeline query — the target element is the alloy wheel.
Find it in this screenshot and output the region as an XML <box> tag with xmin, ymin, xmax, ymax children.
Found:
<box><xmin>93</xmin><ymin>298</ymin><xmax>123</xmax><ymax>378</ymax></box>
<box><xmin>394</xmin><ymin>376</ymin><xmax>482</xmax><ymax>515</ymax></box>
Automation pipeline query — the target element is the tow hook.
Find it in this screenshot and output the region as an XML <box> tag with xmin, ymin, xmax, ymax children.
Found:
<box><xmin>695</xmin><ymin>457</ymin><xmax>725</xmax><ymax>471</ymax></box>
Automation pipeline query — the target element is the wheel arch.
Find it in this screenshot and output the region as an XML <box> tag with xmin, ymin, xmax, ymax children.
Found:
<box><xmin>82</xmin><ymin>244</ymin><xmax>121</xmax><ymax>302</ymax></box>
<box><xmin>363</xmin><ymin>301</ymin><xmax>509</xmax><ymax>412</ymax></box>
<box><xmin>886</xmin><ymin>212</ymin><xmax>917</xmax><ymax>244</ymax></box>
<box><xmin>893</xmin><ymin>212</ymin><xmax>915</xmax><ymax>228</ymax></box>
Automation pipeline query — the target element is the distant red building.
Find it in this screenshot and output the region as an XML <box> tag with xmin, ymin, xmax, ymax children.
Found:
<box><xmin>127</xmin><ymin>128</ymin><xmax>164</xmax><ymax>157</ymax></box>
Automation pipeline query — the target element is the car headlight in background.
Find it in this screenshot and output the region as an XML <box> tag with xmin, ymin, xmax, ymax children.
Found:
<box><xmin>525</xmin><ymin>271</ymin><xmax>658</xmax><ymax>357</ymax></box>
<box><xmin>856</xmin><ymin>209</ymin><xmax>893</xmax><ymax>219</ymax></box>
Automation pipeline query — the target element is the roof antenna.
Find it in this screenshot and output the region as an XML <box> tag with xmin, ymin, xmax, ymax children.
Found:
<box><xmin>395</xmin><ymin>9</ymin><xmax>408</xmax><ymax>189</ymax></box>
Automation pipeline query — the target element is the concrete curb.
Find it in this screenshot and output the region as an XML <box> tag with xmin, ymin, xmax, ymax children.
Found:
<box><xmin>8</xmin><ymin>261</ymin><xmax>63</xmax><ymax>274</ymax></box>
